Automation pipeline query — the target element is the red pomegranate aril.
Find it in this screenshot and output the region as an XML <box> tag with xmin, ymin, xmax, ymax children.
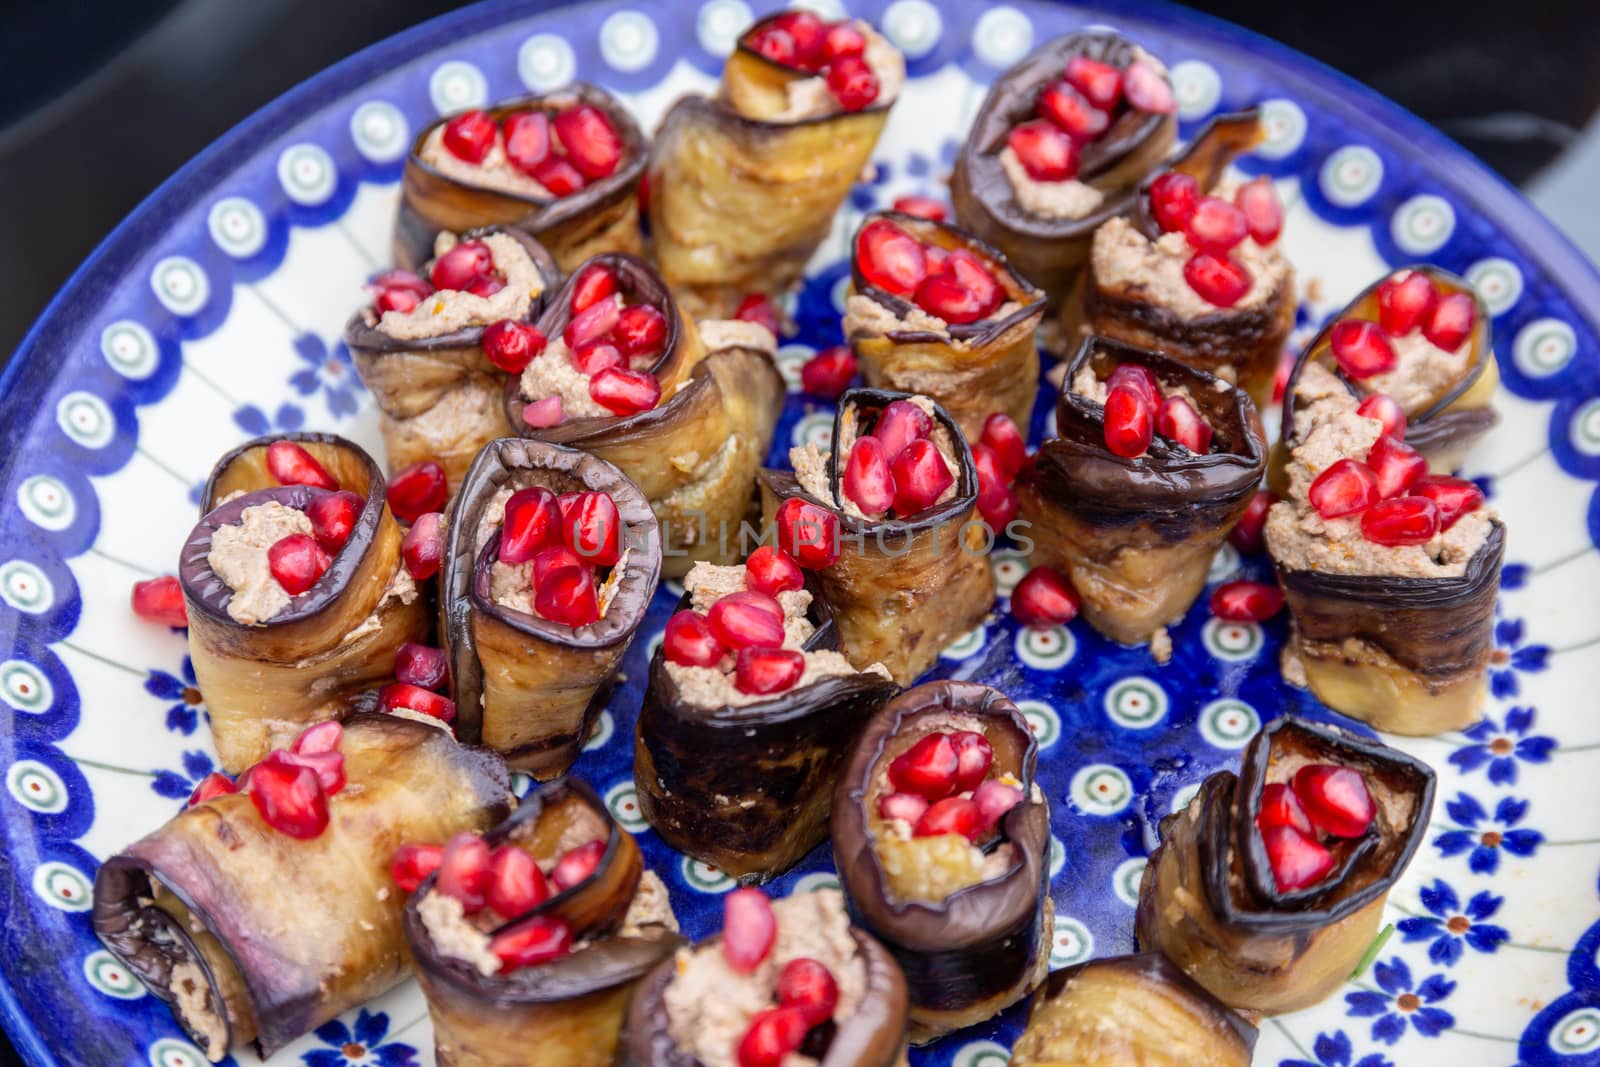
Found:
<box><xmin>1273</xmin><ymin>349</ymin><xmax>1295</xmax><ymax>404</ymax></box>
<box><xmin>391</xmin><ymin>843</ymin><xmax>444</xmax><ymax>892</ymax></box>
<box><xmin>553</xmin><ymin>105</ymin><xmax>622</xmax><ymax>180</ymax></box>
<box><xmin>380</xmin><ymin>681</ymin><xmax>457</xmax><ymax>723</ymax></box>
<box><xmin>590</xmin><ymin>366</ymin><xmax>661</xmax><ymax>415</ymax></box>
<box><xmin>266</xmin><ymin>440</ymin><xmax>338</xmax><ymax>491</ymax></box>
<box><xmin>1123</xmin><ymin>60</ymin><xmax>1175</xmax><ymax>113</ymax></box>
<box><xmin>778</xmin><ymin>958</ymin><xmax>840</xmax><ymax>1026</ymax></box>
<box><xmin>532</xmin><ymin>545</ymin><xmax>585</xmax><ymax>587</ymax></box>
<box><xmin>292</xmin><ymin>719</ymin><xmax>343</xmax><ymax>756</ymax></box>
<box><xmin>570</xmin><ymin>263</ymin><xmax>618</xmax><ymax>313</ymax></box>
<box><xmin>1376</xmin><ymin>271</ymin><xmax>1437</xmax><ymax>337</ymax></box>
<box><xmin>304</xmin><ymin>490</ymin><xmax>362</xmax><ymax>554</ymax></box>
<box><xmin>491</xmin><ymin>915</ymin><xmax>573</xmax><ymax>971</ymax></box>
<box><xmin>1184</xmin><ymin>251</ymin><xmax>1252</xmax><ymax>308</ymax></box>
<box><xmin>482</xmin><ymin>320</ymin><xmax>546</xmax><ymax>374</ymax></box>
<box><xmin>442</xmin><ymin>109</ymin><xmax>496</xmax><ymax>164</ymax></box>
<box><xmin>500</xmin><ymin>487</ymin><xmax>562</xmax><ymax>564</ymax></box>
<box><xmin>1007</xmin><ymin>120</ymin><xmax>1080</xmax><ymax>181</ymax></box>
<box><xmin>1236</xmin><ymin>176</ymin><xmax>1283</xmax><ymax>244</ymax></box>
<box><xmin>734</xmin><ymin>293</ymin><xmax>781</xmax><ymax>337</ymax></box>
<box><xmin>430</xmin><ymin>240</ymin><xmax>495</xmax><ymax>292</ymax></box>
<box><xmin>735</xmin><ymin>647</ymin><xmax>805</xmax><ymax>695</ymax></box>
<box><xmin>387</xmin><ymin>462</ymin><xmax>448</xmax><ymax>523</ymax></box>
<box><xmin>521</xmin><ymin>395</ymin><xmax>564</xmax><ymax>429</ymax></box>
<box><xmin>1149</xmin><ymin>171</ymin><xmax>1200</xmax><ymax>233</ymax></box>
<box><xmin>708</xmin><ymin>590</ymin><xmax>786</xmax><ymax>651</ymax></box>
<box><xmin>1107</xmin><ymin>363</ymin><xmax>1161</xmax><ymax>409</ymax></box>
<box><xmin>501</xmin><ymin>110</ymin><xmax>552</xmax><ymax>173</ymax></box>
<box><xmin>950</xmin><ymin>730</ymin><xmax>994</xmax><ymax>792</ymax></box>
<box><xmin>1262</xmin><ymin>824</ymin><xmax>1335</xmax><ymax>892</ymax></box>
<box><xmin>551</xmin><ymin>839</ymin><xmax>606</xmax><ymax>890</ymax></box>
<box><xmin>1357</xmin><ymin>393</ymin><xmax>1407</xmax><ymax>440</ymax></box>
<box><xmin>891</xmin><ymin>438</ymin><xmax>954</xmax><ymax>516</ymax></box>
<box><xmin>247</xmin><ymin>759</ymin><xmax>329</xmax><ymax>839</ymax></box>
<box><xmin>972</xmin><ymin>443</ymin><xmax>1011</xmax><ymax>508</ymax></box>
<box><xmin>980</xmin><ymin>413</ymin><xmax>1028</xmax><ymax>476</ymax></box>
<box><xmin>891</xmin><ymin>194</ymin><xmax>947</xmax><ymax>221</ymax></box>
<box><xmin>1329</xmin><ymin>319</ymin><xmax>1397</xmax><ymax>379</ymax></box>
<box><xmin>436</xmin><ymin>832</ymin><xmax>492</xmax><ymax>911</ymax></box>
<box><xmin>373</xmin><ymin>285</ymin><xmax>422</xmax><ymax>314</ymax></box>
<box><xmin>268</xmin><ymin>534</ymin><xmax>330</xmax><ymax>595</ymax></box>
<box><xmin>1292</xmin><ymin>764</ymin><xmax>1376</xmax><ymax>838</ymax></box>
<box><xmin>664</xmin><ymin>610</ymin><xmax>725</xmax><ymax>667</ymax></box>
<box><xmin>1257</xmin><ymin>782</ymin><xmax>1315</xmax><ymax>837</ymax></box>
<box><xmin>132</xmin><ymin>575</ymin><xmax>188</xmax><ymax>627</ymax></box>
<box><xmin>978</xmin><ymin>485</ymin><xmax>1019</xmax><ymax>532</ymax></box>
<box><xmin>395</xmin><ymin>642</ymin><xmax>448</xmax><ymax>690</ymax></box>
<box><xmin>613</xmin><ymin>304</ymin><xmax>668</xmax><ymax>360</ymax></box>
<box><xmin>562</xmin><ymin>491</ymin><xmax>622</xmax><ymax>566</ymax></box>
<box><xmin>972</xmin><ymin>779</ymin><xmax>1023</xmax><ymax>829</ymax></box>
<box><xmin>1227</xmin><ymin>490</ymin><xmax>1275</xmax><ymax>554</ymax></box>
<box><xmin>1157</xmin><ymin>394</ymin><xmax>1212</xmax><ymax>453</ymax></box>
<box><xmin>775</xmin><ymin>497</ymin><xmax>840</xmax><ymax>569</ymax></box>
<box><xmin>914</xmin><ymin>796</ymin><xmax>983</xmax><ymax>840</ymax></box>
<box><xmin>723</xmin><ymin>888</ymin><xmax>778</xmax><ymax>972</ymax></box>
<box><xmin>878</xmin><ymin>791</ymin><xmax>930</xmax><ymax>824</ymax></box>
<box><xmin>571</xmin><ymin>340</ymin><xmax>623</xmax><ymax>377</ymax></box>
<box><xmin>535</xmin><ymin>566</ymin><xmax>600</xmax><ymax>627</ymax></box>
<box><xmin>856</xmin><ymin>219</ymin><xmax>928</xmax><ymax>297</ymax></box>
<box><xmin>1308</xmin><ymin>458</ymin><xmax>1380</xmax><ymax>518</ymax></box>
<box><xmin>747</xmin><ymin>25</ymin><xmax>798</xmax><ymax>66</ymax></box>
<box><xmin>801</xmin><ymin>345</ymin><xmax>857</xmax><ymax>398</ymax></box>
<box><xmin>888</xmin><ymin>732</ymin><xmax>959</xmax><ymax>799</ymax></box>
<box><xmin>1209</xmin><ymin>579</ymin><xmax>1284</xmax><ymax>622</ymax></box>
<box><xmin>1185</xmin><ymin>197</ymin><xmax>1249</xmax><ymax>252</ymax></box>
<box><xmin>1103</xmin><ymin>385</ymin><xmax>1154</xmax><ymax>458</ymax></box>
<box><xmin>1064</xmin><ymin>54</ymin><xmax>1123</xmax><ymax>110</ymax></box>
<box><xmin>874</xmin><ymin>399</ymin><xmax>932</xmax><ymax>460</ymax></box>
<box><xmin>402</xmin><ymin>511</ymin><xmax>444</xmax><ymax>580</ymax></box>
<box><xmin>564</xmin><ymin>294</ymin><xmax>622</xmax><ymax>350</ymax></box>
<box><xmin>826</xmin><ymin>54</ymin><xmax>880</xmax><ymax>112</ymax></box>
<box><xmin>737</xmin><ymin>1007</ymin><xmax>809</xmax><ymax>1067</ymax></box>
<box><xmin>823</xmin><ymin>20</ymin><xmax>867</xmax><ymax>60</ymax></box>
<box><xmin>1037</xmin><ymin>80</ymin><xmax>1109</xmax><ymax>142</ymax></box>
<box><xmin>1424</xmin><ymin>292</ymin><xmax>1476</xmax><ymax>352</ymax></box>
<box><xmin>773</xmin><ymin>10</ymin><xmax>827</xmax><ymax>67</ymax></box>
<box><xmin>268</xmin><ymin>747</ymin><xmax>346</xmax><ymax>796</ymax></box>
<box><xmin>946</xmin><ymin>249</ymin><xmax>1005</xmax><ymax>317</ymax></box>
<box><xmin>1011</xmin><ymin>565</ymin><xmax>1080</xmax><ymax>628</ymax></box>
<box><xmin>746</xmin><ymin>545</ymin><xmax>804</xmax><ymax>598</ymax></box>
<box><xmin>532</xmin><ymin>156</ymin><xmax>586</xmax><ymax>196</ymax></box>
<box><xmin>1413</xmin><ymin>475</ymin><xmax>1484</xmax><ymax>530</ymax></box>
<box><xmin>1361</xmin><ymin>496</ymin><xmax>1440</xmax><ymax>546</ymax></box>
<box><xmin>187</xmin><ymin>772</ymin><xmax>236</xmax><ymax>807</ymax></box>
<box><xmin>1368</xmin><ymin>434</ymin><xmax>1427</xmax><ymax>499</ymax></box>
<box><xmin>467</xmin><ymin>275</ymin><xmax>506</xmax><ymax>299</ymax></box>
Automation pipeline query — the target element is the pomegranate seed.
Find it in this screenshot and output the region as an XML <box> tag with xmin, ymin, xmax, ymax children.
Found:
<box><xmin>402</xmin><ymin>511</ymin><xmax>444</xmax><ymax>580</ymax></box>
<box><xmin>914</xmin><ymin>796</ymin><xmax>983</xmax><ymax>840</ymax></box>
<box><xmin>373</xmin><ymin>287</ymin><xmax>421</xmax><ymax>314</ymax></box>
<box><xmin>468</xmin><ymin>275</ymin><xmax>506</xmax><ymax>299</ymax></box>
<box><xmin>1361</xmin><ymin>496</ymin><xmax>1440</xmax><ymax>546</ymax></box>
<box><xmin>773</xmin><ymin>10</ymin><xmax>827</xmax><ymax>67</ymax></box>
<box><xmin>571</xmin><ymin>340</ymin><xmax>623</xmax><ymax>377</ymax></box>
<box><xmin>1148</xmin><ymin>171</ymin><xmax>1200</xmax><ymax>233</ymax></box>
<box><xmin>303</xmin><ymin>490</ymin><xmax>362</xmax><ymax>554</ymax></box>
<box><xmin>778</xmin><ymin>959</ymin><xmax>839</xmax><ymax>1027</ymax></box>
<box><xmin>268</xmin><ymin>534</ymin><xmax>331</xmax><ymax>595</ymax></box>
<box><xmin>532</xmin><ymin>156</ymin><xmax>586</xmax><ymax>196</ymax></box>
<box><xmin>521</xmin><ymin>395</ymin><xmax>564</xmax><ymax>429</ymax></box>
<box><xmin>1257</xmin><ymin>782</ymin><xmax>1315</xmax><ymax>838</ymax></box>
<box><xmin>800</xmin><ymin>345</ymin><xmax>857</xmax><ymax>398</ymax></box>
<box><xmin>500</xmin><ymin>487</ymin><xmax>561</xmax><ymax>564</ymax></box>
<box><xmin>482</xmin><ymin>320</ymin><xmax>546</xmax><ymax>374</ymax></box>
<box><xmin>1064</xmin><ymin>55</ymin><xmax>1123</xmax><ymax>110</ymax></box>
<box><xmin>1308</xmin><ymin>458</ymin><xmax>1380</xmax><ymax>518</ymax></box>
<box><xmin>912</xmin><ymin>275</ymin><xmax>988</xmax><ymax>331</ymax></box>
<box><xmin>187</xmin><ymin>772</ymin><xmax>236</xmax><ymax>807</ymax></box>
<box><xmin>370</xmin><ymin>270</ymin><xmax>432</xmax><ymax>314</ymax></box>
<box><xmin>822</xmin><ymin>20</ymin><xmax>867</xmax><ymax>61</ymax></box>
<box><xmin>1273</xmin><ymin>350</ymin><xmax>1295</xmax><ymax>404</ymax></box>
<box><xmin>501</xmin><ymin>110</ymin><xmax>552</xmax><ymax>174</ymax></box>
<box><xmin>1328</xmin><ymin>319</ymin><xmax>1397</xmax><ymax>379</ymax></box>
<box><xmin>491</xmin><ymin>915</ymin><xmax>573</xmax><ymax>970</ymax></box>
<box><xmin>550</xmin><ymin>839</ymin><xmax>606</xmax><ymax>890</ymax></box>
<box><xmin>980</xmin><ymin>413</ymin><xmax>1028</xmax><ymax>476</ymax></box>
<box><xmin>1413</xmin><ymin>475</ymin><xmax>1484</xmax><ymax>530</ymax></box>
<box><xmin>1228</xmin><ymin>491</ymin><xmax>1275</xmax><ymax>554</ymax></box>
<box><xmin>394</xmin><ymin>642</ymin><xmax>448</xmax><ymax>689</ymax></box>
<box><xmin>972</xmin><ymin>443</ymin><xmax>1011</xmax><ymax>508</ymax></box>
<box><xmin>570</xmin><ymin>263</ymin><xmax>618</xmax><ymax>314</ymax></box>
<box><xmin>722</xmin><ymin>888</ymin><xmax>777</xmax><ymax>972</ymax></box>
<box><xmin>553</xmin><ymin>105</ymin><xmax>622</xmax><ymax>180</ymax></box>
<box><xmin>1209</xmin><ymin>579</ymin><xmax>1284</xmax><ymax>622</ymax></box>
<box><xmin>442</xmin><ymin>109</ymin><xmax>496</xmax><ymax>164</ymax></box>
<box><xmin>1232</xmin><ymin>177</ymin><xmax>1282</xmax><ymax>245</ymax></box>
<box><xmin>533</xmin><ymin>544</ymin><xmax>585</xmax><ymax>588</ymax></box>
<box><xmin>972</xmin><ymin>779</ymin><xmax>1023</xmax><ymax>829</ymax></box>
<box><xmin>1292</xmin><ymin>764</ymin><xmax>1376</xmax><ymax>838</ymax></box>
<box><xmin>246</xmin><ymin>759</ymin><xmax>328</xmax><ymax>839</ymax></box>
<box><xmin>380</xmin><ymin>681</ymin><xmax>458</xmax><ymax>723</ymax></box>
<box><xmin>735</xmin><ymin>647</ymin><xmax>805</xmax><ymax>695</ymax></box>
<box><xmin>1007</xmin><ymin>120</ymin><xmax>1080</xmax><ymax>181</ymax></box>
<box><xmin>1156</xmin><ymin>394</ymin><xmax>1212</xmax><ymax>453</ymax></box>
<box><xmin>734</xmin><ymin>293</ymin><xmax>781</xmax><ymax>337</ymax></box>
<box><xmin>1103</xmin><ymin>385</ymin><xmax>1154</xmax><ymax>458</ymax></box>
<box><xmin>888</xmin><ymin>733</ymin><xmax>959</xmax><ymax>799</ymax></box>
<box><xmin>1107</xmin><ymin>363</ymin><xmax>1161</xmax><ymax>409</ymax></box>
<box><xmin>891</xmin><ymin>194</ymin><xmax>947</xmax><ymax>221</ymax></box>
<box><xmin>535</xmin><ymin>566</ymin><xmax>600</xmax><ymax>627</ymax></box>
<box><xmin>1037</xmin><ymin>80</ymin><xmax>1109</xmax><ymax>142</ymax></box>
<box><xmin>775</xmin><ymin>497</ymin><xmax>840</xmax><ymax>569</ymax></box>
<box><xmin>874</xmin><ymin>399</ymin><xmax>932</xmax><ymax>461</ymax></box>
<box><xmin>1185</xmin><ymin>197</ymin><xmax>1249</xmax><ymax>252</ymax></box>
<box><xmin>430</xmin><ymin>240</ymin><xmax>495</xmax><ymax>292</ymax></box>
<box><xmin>1367</xmin><ymin>434</ymin><xmax>1427</xmax><ymax>499</ymax></box>
<box><xmin>945</xmin><ymin>249</ymin><xmax>1005</xmax><ymax>317</ymax></box>
<box><xmin>737</xmin><ymin>1007</ymin><xmax>809</xmax><ymax>1067</ymax></box>
<box><xmin>747</xmin><ymin>25</ymin><xmax>797</xmax><ymax>66</ymax></box>
<box><xmin>1123</xmin><ymin>60</ymin><xmax>1175</xmax><ymax>113</ymax></box>
<box><xmin>266</xmin><ymin>440</ymin><xmax>338</xmax><ymax>491</ymax></box>
<box><xmin>613</xmin><ymin>304</ymin><xmax>668</xmax><ymax>361</ymax></box>
<box><xmin>664</xmin><ymin>610</ymin><xmax>726</xmax><ymax>667</ymax></box>
<box><xmin>1357</xmin><ymin>393</ymin><xmax>1408</xmax><ymax>440</ymax></box>
<box><xmin>707</xmin><ymin>590</ymin><xmax>786</xmax><ymax>650</ymax></box>
<box><xmin>1262</xmin><ymin>824</ymin><xmax>1335</xmax><ymax>892</ymax></box>
<box><xmin>1011</xmin><ymin>566</ymin><xmax>1080</xmax><ymax>628</ymax></box>
<box><xmin>978</xmin><ymin>485</ymin><xmax>1019</xmax><ymax>532</ymax></box>
<box><xmin>856</xmin><ymin>219</ymin><xmax>927</xmax><ymax>297</ymax></box>
<box><xmin>950</xmin><ymin>730</ymin><xmax>993</xmax><ymax>792</ymax></box>
<box><xmin>826</xmin><ymin>55</ymin><xmax>880</xmax><ymax>111</ymax></box>
<box><xmin>132</xmin><ymin>575</ymin><xmax>188</xmax><ymax>627</ymax></box>
<box><xmin>436</xmin><ymin>831</ymin><xmax>492</xmax><ymax>910</ymax></box>
<box><xmin>841</xmin><ymin>436</ymin><xmax>895</xmax><ymax>517</ymax></box>
<box><xmin>267</xmin><ymin>747</ymin><xmax>346</xmax><ymax>796</ymax></box>
<box><xmin>1377</xmin><ymin>271</ymin><xmax>1437</xmax><ymax>337</ymax></box>
<box><xmin>891</xmin><ymin>438</ymin><xmax>954</xmax><ymax>516</ymax></box>
<box><xmin>745</xmin><ymin>545</ymin><xmax>804</xmax><ymax>598</ymax></box>
<box><xmin>562</xmin><ymin>491</ymin><xmax>622</xmax><ymax>566</ymax></box>
<box><xmin>590</xmin><ymin>367</ymin><xmax>661</xmax><ymax>415</ymax></box>
<box><xmin>1183</xmin><ymin>251</ymin><xmax>1253</xmax><ymax>307</ymax></box>
<box><xmin>292</xmin><ymin>720</ymin><xmax>342</xmax><ymax>756</ymax></box>
<box><xmin>1424</xmin><ymin>292</ymin><xmax>1476</xmax><ymax>352</ymax></box>
<box><xmin>877</xmin><ymin>792</ymin><xmax>930</xmax><ymax>824</ymax></box>
<box><xmin>391</xmin><ymin>843</ymin><xmax>444</xmax><ymax>892</ymax></box>
<box><xmin>564</xmin><ymin>294</ymin><xmax>621</xmax><ymax>350</ymax></box>
<box><xmin>387</xmin><ymin>462</ymin><xmax>448</xmax><ymax>523</ymax></box>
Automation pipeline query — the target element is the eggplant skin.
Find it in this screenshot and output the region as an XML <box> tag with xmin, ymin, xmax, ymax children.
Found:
<box><xmin>92</xmin><ymin>714</ymin><xmax>512</xmax><ymax>1061</ymax></box>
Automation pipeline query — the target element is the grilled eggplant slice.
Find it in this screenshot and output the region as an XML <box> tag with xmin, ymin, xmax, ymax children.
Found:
<box><xmin>1010</xmin><ymin>953</ymin><xmax>1256</xmax><ymax>1067</ymax></box>
<box><xmin>395</xmin><ymin>84</ymin><xmax>648</xmax><ymax>274</ymax></box>
<box><xmin>950</xmin><ymin>31</ymin><xmax>1179</xmax><ymax>307</ymax></box>
<box><xmin>832</xmin><ymin>681</ymin><xmax>1050</xmax><ymax>1042</ymax></box>
<box><xmin>406</xmin><ymin>778</ymin><xmax>682</xmax><ymax>1067</ymax></box>
<box><xmin>93</xmin><ymin>714</ymin><xmax>512</xmax><ymax>1062</ymax></box>
<box><xmin>1017</xmin><ymin>335</ymin><xmax>1265</xmax><ymax>646</ymax></box>
<box><xmin>1137</xmin><ymin>717</ymin><xmax>1435</xmax><ymax>1015</ymax></box>
<box><xmin>182</xmin><ymin>433</ymin><xmax>430</xmax><ymax>772</ymax></box>
<box><xmin>845</xmin><ymin>210</ymin><xmax>1047</xmax><ymax>438</ymax></box>
<box><xmin>441</xmin><ymin>437</ymin><xmax>660</xmax><ymax>776</ymax></box>
<box><xmin>345</xmin><ymin>227</ymin><xmax>561</xmax><ymax>487</ymax></box>
<box><xmin>506</xmin><ymin>253</ymin><xmax>785</xmax><ymax>577</ymax></box>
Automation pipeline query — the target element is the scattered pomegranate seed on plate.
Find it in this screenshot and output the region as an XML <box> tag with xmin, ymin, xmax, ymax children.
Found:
<box><xmin>800</xmin><ymin>345</ymin><xmax>857</xmax><ymax>398</ymax></box>
<box><xmin>387</xmin><ymin>462</ymin><xmax>448</xmax><ymax>522</ymax></box>
<box><xmin>1209</xmin><ymin>579</ymin><xmax>1284</xmax><ymax>622</ymax></box>
<box><xmin>131</xmin><ymin>575</ymin><xmax>188</xmax><ymax>627</ymax></box>
<box><xmin>734</xmin><ymin>293</ymin><xmax>782</xmax><ymax>337</ymax></box>
<box><xmin>980</xmin><ymin>412</ymin><xmax>1028</xmax><ymax>476</ymax></box>
<box><xmin>1011</xmin><ymin>566</ymin><xmax>1080</xmax><ymax>628</ymax></box>
<box><xmin>1227</xmin><ymin>490</ymin><xmax>1275</xmax><ymax>554</ymax></box>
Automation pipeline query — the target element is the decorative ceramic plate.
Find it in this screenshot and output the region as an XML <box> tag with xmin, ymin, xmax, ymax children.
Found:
<box><xmin>3</xmin><ymin>0</ymin><xmax>1599</xmax><ymax>1064</ymax></box>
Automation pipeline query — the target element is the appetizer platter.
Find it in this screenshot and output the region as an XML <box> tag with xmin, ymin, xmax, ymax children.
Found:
<box><xmin>1</xmin><ymin>1</ymin><xmax>1598</xmax><ymax>1065</ymax></box>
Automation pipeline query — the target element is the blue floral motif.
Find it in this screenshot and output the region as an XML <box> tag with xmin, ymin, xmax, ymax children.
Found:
<box><xmin>290</xmin><ymin>332</ymin><xmax>362</xmax><ymax>417</ymax></box>
<box><xmin>1344</xmin><ymin>957</ymin><xmax>1456</xmax><ymax>1045</ymax></box>
<box><xmin>151</xmin><ymin>749</ymin><xmax>216</xmax><ymax>802</ymax></box>
<box><xmin>144</xmin><ymin>657</ymin><xmax>204</xmax><ymax>736</ymax></box>
<box><xmin>304</xmin><ymin>1009</ymin><xmax>416</xmax><ymax>1067</ymax></box>
<box><xmin>1434</xmin><ymin>793</ymin><xmax>1544</xmax><ymax>874</ymax></box>
<box><xmin>1488</xmin><ymin>618</ymin><xmax>1549</xmax><ymax>698</ymax></box>
<box><xmin>1398</xmin><ymin>878</ymin><xmax>1510</xmax><ymax>965</ymax></box>
<box><xmin>1448</xmin><ymin>706</ymin><xmax>1555</xmax><ymax>785</ymax></box>
<box><xmin>234</xmin><ymin>400</ymin><xmax>305</xmax><ymax>436</ymax></box>
<box><xmin>1280</xmin><ymin>1029</ymin><xmax>1395</xmax><ymax>1067</ymax></box>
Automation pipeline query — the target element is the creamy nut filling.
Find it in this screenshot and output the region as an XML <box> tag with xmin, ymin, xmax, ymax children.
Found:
<box><xmin>1359</xmin><ymin>325</ymin><xmax>1473</xmax><ymax>413</ymax></box>
<box><xmin>473</xmin><ymin>475</ymin><xmax>629</xmax><ymax>622</ymax></box>
<box><xmin>417</xmin><ymin>124</ymin><xmax>555</xmax><ymax>200</ymax></box>
<box><xmin>698</xmin><ymin>318</ymin><xmax>778</xmax><ymax>355</ymax></box>
<box><xmin>207</xmin><ymin>501</ymin><xmax>315</xmax><ymax>625</ymax></box>
<box><xmin>1092</xmin><ymin>208</ymin><xmax>1289</xmax><ymax>319</ymax></box>
<box><xmin>373</xmin><ymin>232</ymin><xmax>546</xmax><ymax>340</ymax></box>
<box><xmin>767</xmin><ymin>25</ymin><xmax>906</xmax><ymax>123</ymax></box>
<box><xmin>843</xmin><ymin>293</ymin><xmax>1026</xmax><ymax>349</ymax></box>
<box><xmin>999</xmin><ymin>147</ymin><xmax>1106</xmax><ymax>220</ymax></box>
<box><xmin>790</xmin><ymin>395</ymin><xmax>961</xmax><ymax>520</ymax></box>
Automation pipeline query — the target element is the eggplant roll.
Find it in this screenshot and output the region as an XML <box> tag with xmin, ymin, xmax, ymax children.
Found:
<box><xmin>442</xmin><ymin>437</ymin><xmax>661</xmax><ymax>775</ymax></box>
<box><xmin>759</xmin><ymin>388</ymin><xmax>995</xmax><ymax>685</ymax></box>
<box><xmin>395</xmin><ymin>84</ymin><xmax>648</xmax><ymax>274</ymax></box>
<box><xmin>507</xmin><ymin>253</ymin><xmax>785</xmax><ymax>577</ymax></box>
<box><xmin>1017</xmin><ymin>335</ymin><xmax>1265</xmax><ymax>647</ymax></box>
<box><xmin>832</xmin><ymin>681</ymin><xmax>1050</xmax><ymax>1042</ymax></box>
<box><xmin>1272</xmin><ymin>266</ymin><xmax>1498</xmax><ymax>490</ymax></box>
<box><xmin>406</xmin><ymin>778</ymin><xmax>682</xmax><ymax>1067</ymax></box>
<box><xmin>950</xmin><ymin>31</ymin><xmax>1179</xmax><ymax>307</ymax></box>
<box><xmin>623</xmin><ymin>888</ymin><xmax>910</xmax><ymax>1067</ymax></box>
<box><xmin>1137</xmin><ymin>717</ymin><xmax>1435</xmax><ymax>1015</ymax></box>
<box><xmin>345</xmin><ymin>227</ymin><xmax>561</xmax><ymax>488</ymax></box>
<box><xmin>635</xmin><ymin>568</ymin><xmax>898</xmax><ymax>883</ymax></box>
<box><xmin>93</xmin><ymin>713</ymin><xmax>512</xmax><ymax>1061</ymax></box>
<box><xmin>844</xmin><ymin>210</ymin><xmax>1047</xmax><ymax>438</ymax></box>
<box><xmin>647</xmin><ymin>13</ymin><xmax>904</xmax><ymax>317</ymax></box>
<box><xmin>1070</xmin><ymin>111</ymin><xmax>1294</xmax><ymax>408</ymax></box>
<box><xmin>182</xmin><ymin>433</ymin><xmax>431</xmax><ymax>773</ymax></box>
<box><xmin>1010</xmin><ymin>953</ymin><xmax>1257</xmax><ymax>1067</ymax></box>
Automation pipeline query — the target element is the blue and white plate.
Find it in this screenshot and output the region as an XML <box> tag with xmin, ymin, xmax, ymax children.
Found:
<box><xmin>4</xmin><ymin>1</ymin><xmax>1599</xmax><ymax>1064</ymax></box>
